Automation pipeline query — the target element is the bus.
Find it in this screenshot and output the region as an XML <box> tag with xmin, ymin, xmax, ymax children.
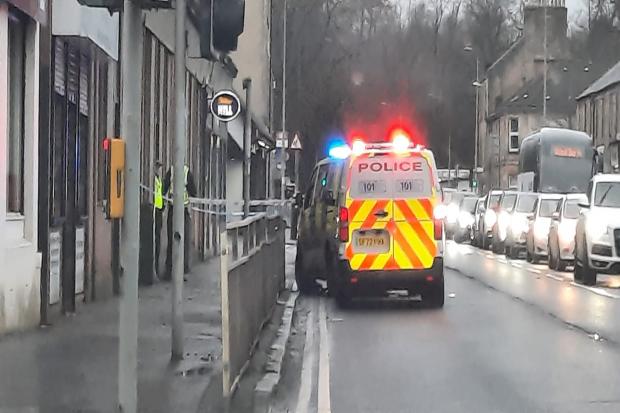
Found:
<box><xmin>517</xmin><ymin>128</ymin><xmax>597</xmax><ymax>194</ymax></box>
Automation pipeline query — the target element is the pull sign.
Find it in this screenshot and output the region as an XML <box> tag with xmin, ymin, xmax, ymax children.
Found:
<box><xmin>107</xmin><ymin>138</ymin><xmax>125</xmax><ymax>219</ymax></box>
<box><xmin>210</xmin><ymin>90</ymin><xmax>241</xmax><ymax>122</ymax></box>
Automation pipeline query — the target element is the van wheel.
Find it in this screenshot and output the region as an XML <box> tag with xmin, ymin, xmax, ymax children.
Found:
<box><xmin>295</xmin><ymin>253</ymin><xmax>316</xmax><ymax>295</ymax></box>
<box><xmin>425</xmin><ymin>277</ymin><xmax>445</xmax><ymax>309</ymax></box>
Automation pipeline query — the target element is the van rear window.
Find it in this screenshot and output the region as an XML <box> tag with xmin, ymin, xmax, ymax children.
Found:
<box><xmin>349</xmin><ymin>155</ymin><xmax>432</xmax><ymax>199</ymax></box>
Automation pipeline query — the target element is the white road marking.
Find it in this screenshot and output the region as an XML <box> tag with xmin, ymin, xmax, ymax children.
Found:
<box><xmin>318</xmin><ymin>299</ymin><xmax>332</xmax><ymax>413</ymax></box>
<box><xmin>295</xmin><ymin>306</ymin><xmax>316</xmax><ymax>413</ymax></box>
<box><xmin>530</xmin><ymin>269</ymin><xmax>542</xmax><ymax>274</ymax></box>
<box><xmin>569</xmin><ymin>282</ymin><xmax>620</xmax><ymax>299</ymax></box>
<box><xmin>544</xmin><ymin>273</ymin><xmax>564</xmax><ymax>282</ymax></box>
<box><xmin>511</xmin><ymin>262</ymin><xmax>523</xmax><ymax>268</ymax></box>
<box><xmin>497</xmin><ymin>258</ymin><xmax>508</xmax><ymax>264</ymax></box>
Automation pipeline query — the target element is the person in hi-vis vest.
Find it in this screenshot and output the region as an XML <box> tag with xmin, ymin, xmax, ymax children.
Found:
<box><xmin>153</xmin><ymin>161</ymin><xmax>164</xmax><ymax>279</ymax></box>
<box><xmin>163</xmin><ymin>164</ymin><xmax>197</xmax><ymax>279</ymax></box>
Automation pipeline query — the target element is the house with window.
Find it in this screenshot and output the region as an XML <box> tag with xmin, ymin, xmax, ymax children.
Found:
<box><xmin>0</xmin><ymin>0</ymin><xmax>45</xmax><ymax>333</ymax></box>
<box><xmin>575</xmin><ymin>60</ymin><xmax>620</xmax><ymax>173</ymax></box>
<box><xmin>477</xmin><ymin>0</ymin><xmax>600</xmax><ymax>190</ymax></box>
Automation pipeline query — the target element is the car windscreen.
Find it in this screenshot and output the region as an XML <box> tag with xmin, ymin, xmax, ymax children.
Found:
<box><xmin>349</xmin><ymin>154</ymin><xmax>432</xmax><ymax>199</ymax></box>
<box><xmin>489</xmin><ymin>194</ymin><xmax>501</xmax><ymax>209</ymax></box>
<box><xmin>539</xmin><ymin>198</ymin><xmax>561</xmax><ymax>218</ymax></box>
<box><xmin>516</xmin><ymin>194</ymin><xmax>537</xmax><ymax>213</ymax></box>
<box><xmin>500</xmin><ymin>194</ymin><xmax>517</xmax><ymax>211</ymax></box>
<box><xmin>594</xmin><ymin>182</ymin><xmax>620</xmax><ymax>208</ymax></box>
<box><xmin>563</xmin><ymin>200</ymin><xmax>581</xmax><ymax>219</ymax></box>
<box><xmin>460</xmin><ymin>197</ymin><xmax>477</xmax><ymax>213</ymax></box>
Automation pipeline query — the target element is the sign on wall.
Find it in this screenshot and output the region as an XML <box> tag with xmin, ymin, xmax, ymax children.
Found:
<box><xmin>210</xmin><ymin>90</ymin><xmax>241</xmax><ymax>123</ymax></box>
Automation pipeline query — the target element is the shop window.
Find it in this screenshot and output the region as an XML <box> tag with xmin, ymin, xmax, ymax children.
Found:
<box><xmin>7</xmin><ymin>12</ymin><xmax>26</xmax><ymax>214</ymax></box>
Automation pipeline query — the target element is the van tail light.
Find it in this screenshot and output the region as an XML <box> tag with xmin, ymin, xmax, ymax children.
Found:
<box><xmin>339</xmin><ymin>207</ymin><xmax>349</xmax><ymax>242</ymax></box>
<box><xmin>434</xmin><ymin>219</ymin><xmax>443</xmax><ymax>240</ymax></box>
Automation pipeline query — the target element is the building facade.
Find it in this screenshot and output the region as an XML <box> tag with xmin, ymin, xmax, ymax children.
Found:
<box><xmin>576</xmin><ymin>61</ymin><xmax>620</xmax><ymax>172</ymax></box>
<box><xmin>477</xmin><ymin>0</ymin><xmax>599</xmax><ymax>191</ymax></box>
<box><xmin>0</xmin><ymin>0</ymin><xmax>45</xmax><ymax>333</ymax></box>
<box><xmin>37</xmin><ymin>0</ymin><xmax>120</xmax><ymax>319</ymax></box>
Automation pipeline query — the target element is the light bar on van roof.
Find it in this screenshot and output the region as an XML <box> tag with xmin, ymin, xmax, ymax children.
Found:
<box><xmin>328</xmin><ymin>140</ymin><xmax>426</xmax><ymax>159</ymax></box>
<box><xmin>362</xmin><ymin>142</ymin><xmax>425</xmax><ymax>152</ymax></box>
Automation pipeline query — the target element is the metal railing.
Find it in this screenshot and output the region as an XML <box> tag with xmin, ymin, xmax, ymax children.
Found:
<box><xmin>221</xmin><ymin>212</ymin><xmax>285</xmax><ymax>396</ymax></box>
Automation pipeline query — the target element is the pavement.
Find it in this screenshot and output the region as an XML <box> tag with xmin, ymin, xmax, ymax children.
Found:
<box><xmin>0</xmin><ymin>258</ymin><xmax>222</xmax><ymax>413</ymax></box>
<box><xmin>273</xmin><ymin>241</ymin><xmax>620</xmax><ymax>413</ymax></box>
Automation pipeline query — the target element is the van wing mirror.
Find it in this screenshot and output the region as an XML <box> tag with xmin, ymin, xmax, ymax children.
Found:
<box><xmin>551</xmin><ymin>211</ymin><xmax>560</xmax><ymax>220</ymax></box>
<box><xmin>295</xmin><ymin>193</ymin><xmax>304</xmax><ymax>207</ymax></box>
<box><xmin>578</xmin><ymin>201</ymin><xmax>590</xmax><ymax>209</ymax></box>
<box><xmin>322</xmin><ymin>190</ymin><xmax>336</xmax><ymax>206</ymax></box>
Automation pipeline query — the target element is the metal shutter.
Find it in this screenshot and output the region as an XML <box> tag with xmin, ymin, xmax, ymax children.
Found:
<box><xmin>79</xmin><ymin>53</ymin><xmax>89</xmax><ymax>116</ymax></box>
<box><xmin>67</xmin><ymin>47</ymin><xmax>79</xmax><ymax>105</ymax></box>
<box><xmin>53</xmin><ymin>38</ymin><xmax>65</xmax><ymax>96</ymax></box>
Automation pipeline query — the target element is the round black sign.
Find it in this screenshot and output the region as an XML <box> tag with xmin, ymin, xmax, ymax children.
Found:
<box><xmin>210</xmin><ymin>90</ymin><xmax>241</xmax><ymax>122</ymax></box>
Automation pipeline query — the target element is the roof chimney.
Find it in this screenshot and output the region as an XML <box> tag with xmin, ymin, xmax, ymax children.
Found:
<box><xmin>523</xmin><ymin>0</ymin><xmax>568</xmax><ymax>58</ymax></box>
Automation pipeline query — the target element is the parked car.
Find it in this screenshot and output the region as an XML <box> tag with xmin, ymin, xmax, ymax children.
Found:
<box><xmin>547</xmin><ymin>194</ymin><xmax>587</xmax><ymax>271</ymax></box>
<box><xmin>454</xmin><ymin>196</ymin><xmax>478</xmax><ymax>243</ymax></box>
<box><xmin>445</xmin><ymin>191</ymin><xmax>475</xmax><ymax>239</ymax></box>
<box><xmin>526</xmin><ymin>194</ymin><xmax>563</xmax><ymax>263</ymax></box>
<box><xmin>574</xmin><ymin>175</ymin><xmax>620</xmax><ymax>286</ymax></box>
<box><xmin>478</xmin><ymin>190</ymin><xmax>503</xmax><ymax>250</ymax></box>
<box><xmin>491</xmin><ymin>191</ymin><xmax>518</xmax><ymax>254</ymax></box>
<box><xmin>504</xmin><ymin>192</ymin><xmax>538</xmax><ymax>259</ymax></box>
<box><xmin>472</xmin><ymin>196</ymin><xmax>486</xmax><ymax>247</ymax></box>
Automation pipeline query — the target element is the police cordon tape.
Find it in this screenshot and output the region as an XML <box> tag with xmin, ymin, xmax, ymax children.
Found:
<box><xmin>139</xmin><ymin>184</ymin><xmax>291</xmax><ymax>218</ymax></box>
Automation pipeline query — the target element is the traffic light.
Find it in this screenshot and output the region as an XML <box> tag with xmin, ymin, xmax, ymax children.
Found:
<box><xmin>200</xmin><ymin>0</ymin><xmax>245</xmax><ymax>59</ymax></box>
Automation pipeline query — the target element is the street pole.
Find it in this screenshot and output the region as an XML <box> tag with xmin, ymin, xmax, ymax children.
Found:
<box><xmin>118</xmin><ymin>0</ymin><xmax>142</xmax><ymax>411</ymax></box>
<box><xmin>543</xmin><ymin>4</ymin><xmax>548</xmax><ymax>123</ymax></box>
<box><xmin>280</xmin><ymin>0</ymin><xmax>287</xmax><ymax>202</ymax></box>
<box><xmin>448</xmin><ymin>133</ymin><xmax>452</xmax><ymax>185</ymax></box>
<box><xmin>294</xmin><ymin>150</ymin><xmax>300</xmax><ymax>194</ymax></box>
<box><xmin>474</xmin><ymin>57</ymin><xmax>479</xmax><ymax>192</ymax></box>
<box><xmin>243</xmin><ymin>78</ymin><xmax>252</xmax><ymax>218</ymax></box>
<box><xmin>171</xmin><ymin>0</ymin><xmax>187</xmax><ymax>360</ymax></box>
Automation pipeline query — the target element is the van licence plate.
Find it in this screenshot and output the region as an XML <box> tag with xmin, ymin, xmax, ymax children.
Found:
<box><xmin>352</xmin><ymin>230</ymin><xmax>390</xmax><ymax>254</ymax></box>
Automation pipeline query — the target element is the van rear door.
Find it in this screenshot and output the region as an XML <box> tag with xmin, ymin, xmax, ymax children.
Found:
<box><xmin>345</xmin><ymin>153</ymin><xmax>436</xmax><ymax>271</ymax></box>
<box><xmin>346</xmin><ymin>155</ymin><xmax>394</xmax><ymax>271</ymax></box>
<box><xmin>391</xmin><ymin>154</ymin><xmax>437</xmax><ymax>270</ymax></box>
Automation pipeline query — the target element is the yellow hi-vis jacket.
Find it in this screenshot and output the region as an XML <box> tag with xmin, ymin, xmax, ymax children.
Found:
<box><xmin>154</xmin><ymin>175</ymin><xmax>164</xmax><ymax>210</ymax></box>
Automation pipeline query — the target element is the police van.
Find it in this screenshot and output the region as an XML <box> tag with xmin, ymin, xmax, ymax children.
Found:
<box><xmin>295</xmin><ymin>131</ymin><xmax>445</xmax><ymax>307</ymax></box>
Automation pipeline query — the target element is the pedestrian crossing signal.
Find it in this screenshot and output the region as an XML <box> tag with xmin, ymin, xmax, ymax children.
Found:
<box><xmin>104</xmin><ymin>138</ymin><xmax>125</xmax><ymax>219</ymax></box>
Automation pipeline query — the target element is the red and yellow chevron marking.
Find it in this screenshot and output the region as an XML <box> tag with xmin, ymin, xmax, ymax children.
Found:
<box><xmin>344</xmin><ymin>197</ymin><xmax>437</xmax><ymax>271</ymax></box>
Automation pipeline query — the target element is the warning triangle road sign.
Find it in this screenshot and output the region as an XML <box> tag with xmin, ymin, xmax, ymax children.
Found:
<box><xmin>290</xmin><ymin>132</ymin><xmax>303</xmax><ymax>150</ymax></box>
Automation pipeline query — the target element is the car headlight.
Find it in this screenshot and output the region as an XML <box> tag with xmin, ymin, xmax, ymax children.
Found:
<box><xmin>484</xmin><ymin>210</ymin><xmax>496</xmax><ymax>229</ymax></box>
<box><xmin>447</xmin><ymin>204</ymin><xmax>459</xmax><ymax>224</ymax></box>
<box><xmin>498</xmin><ymin>211</ymin><xmax>510</xmax><ymax>231</ymax></box>
<box><xmin>588</xmin><ymin>216</ymin><xmax>609</xmax><ymax>240</ymax></box>
<box><xmin>511</xmin><ymin>216</ymin><xmax>529</xmax><ymax>235</ymax></box>
<box><xmin>558</xmin><ymin>223</ymin><xmax>575</xmax><ymax>243</ymax></box>
<box><xmin>434</xmin><ymin>204</ymin><xmax>447</xmax><ymax>220</ymax></box>
<box><xmin>534</xmin><ymin>220</ymin><xmax>549</xmax><ymax>239</ymax></box>
<box><xmin>458</xmin><ymin>211</ymin><xmax>474</xmax><ymax>229</ymax></box>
